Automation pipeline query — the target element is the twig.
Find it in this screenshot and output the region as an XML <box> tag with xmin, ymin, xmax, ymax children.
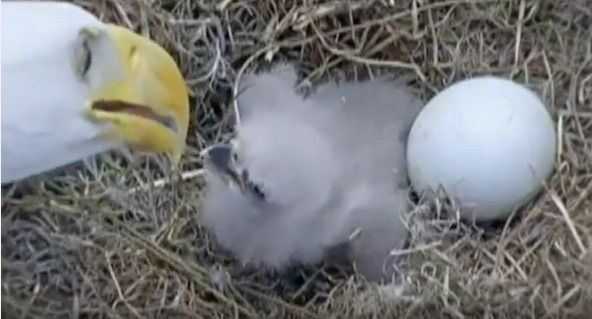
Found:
<box><xmin>548</xmin><ymin>190</ymin><xmax>587</xmax><ymax>257</ymax></box>
<box><xmin>109</xmin><ymin>217</ymin><xmax>257</xmax><ymax>318</ymax></box>
<box><xmin>513</xmin><ymin>0</ymin><xmax>526</xmax><ymax>67</ymax></box>
<box><xmin>293</xmin><ymin>1</ymin><xmax>370</xmax><ymax>31</ymax></box>
<box><xmin>105</xmin><ymin>252</ymin><xmax>143</xmax><ymax>319</ymax></box>
<box><xmin>233</xmin><ymin>46</ymin><xmax>275</xmax><ymax>128</ymax></box>
<box><xmin>310</xmin><ymin>22</ymin><xmax>428</xmax><ymax>83</ymax></box>
<box><xmin>128</xmin><ymin>169</ymin><xmax>205</xmax><ymax>194</ymax></box>
<box><xmin>569</xmin><ymin>179</ymin><xmax>592</xmax><ymax>212</ymax></box>
<box><xmin>109</xmin><ymin>0</ymin><xmax>133</xmax><ymax>29</ymax></box>
<box><xmin>237</xmin><ymin>285</ymin><xmax>321</xmax><ymax>319</ymax></box>
<box><xmin>390</xmin><ymin>241</ymin><xmax>442</xmax><ymax>256</ymax></box>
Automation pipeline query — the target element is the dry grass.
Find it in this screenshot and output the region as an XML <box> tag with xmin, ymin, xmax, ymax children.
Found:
<box><xmin>2</xmin><ymin>0</ymin><xmax>592</xmax><ymax>318</ymax></box>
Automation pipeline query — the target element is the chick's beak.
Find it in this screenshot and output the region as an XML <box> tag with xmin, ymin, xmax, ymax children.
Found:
<box><xmin>201</xmin><ymin>144</ymin><xmax>246</xmax><ymax>193</ymax></box>
<box><xmin>85</xmin><ymin>24</ymin><xmax>190</xmax><ymax>164</ymax></box>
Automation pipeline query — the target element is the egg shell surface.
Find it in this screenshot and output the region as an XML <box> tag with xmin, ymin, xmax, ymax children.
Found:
<box><xmin>407</xmin><ymin>76</ymin><xmax>556</xmax><ymax>222</ymax></box>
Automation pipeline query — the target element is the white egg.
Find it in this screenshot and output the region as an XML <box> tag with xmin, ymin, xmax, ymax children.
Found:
<box><xmin>407</xmin><ymin>76</ymin><xmax>556</xmax><ymax>222</ymax></box>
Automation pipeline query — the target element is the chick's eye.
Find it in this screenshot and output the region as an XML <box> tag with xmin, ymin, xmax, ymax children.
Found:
<box><xmin>240</xmin><ymin>170</ymin><xmax>265</xmax><ymax>200</ymax></box>
<box><xmin>245</xmin><ymin>179</ymin><xmax>265</xmax><ymax>201</ymax></box>
<box><xmin>250</xmin><ymin>182</ymin><xmax>266</xmax><ymax>200</ymax></box>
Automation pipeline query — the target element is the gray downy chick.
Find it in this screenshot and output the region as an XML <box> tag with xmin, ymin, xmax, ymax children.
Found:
<box><xmin>201</xmin><ymin>64</ymin><xmax>423</xmax><ymax>282</ymax></box>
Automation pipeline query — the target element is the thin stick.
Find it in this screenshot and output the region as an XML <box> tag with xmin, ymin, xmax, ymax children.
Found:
<box><xmin>128</xmin><ymin>169</ymin><xmax>205</xmax><ymax>194</ymax></box>
<box><xmin>513</xmin><ymin>0</ymin><xmax>526</xmax><ymax>67</ymax></box>
<box><xmin>548</xmin><ymin>190</ymin><xmax>587</xmax><ymax>257</ymax></box>
<box><xmin>390</xmin><ymin>241</ymin><xmax>442</xmax><ymax>256</ymax></box>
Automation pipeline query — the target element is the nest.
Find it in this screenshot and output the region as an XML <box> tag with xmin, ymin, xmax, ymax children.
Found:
<box><xmin>2</xmin><ymin>0</ymin><xmax>591</xmax><ymax>318</ymax></box>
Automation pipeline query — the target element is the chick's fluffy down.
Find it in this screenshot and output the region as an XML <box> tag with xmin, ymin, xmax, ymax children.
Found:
<box><xmin>202</xmin><ymin>64</ymin><xmax>423</xmax><ymax>281</ymax></box>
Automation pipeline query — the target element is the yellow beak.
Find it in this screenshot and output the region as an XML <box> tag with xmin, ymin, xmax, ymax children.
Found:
<box><xmin>81</xmin><ymin>24</ymin><xmax>190</xmax><ymax>164</ymax></box>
